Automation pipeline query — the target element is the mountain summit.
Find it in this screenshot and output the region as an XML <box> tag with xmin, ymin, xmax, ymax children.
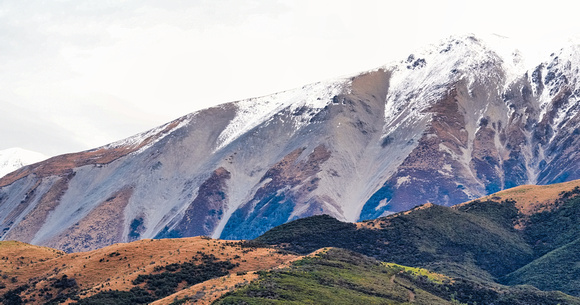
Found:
<box><xmin>1</xmin><ymin>35</ymin><xmax>580</xmax><ymax>252</ymax></box>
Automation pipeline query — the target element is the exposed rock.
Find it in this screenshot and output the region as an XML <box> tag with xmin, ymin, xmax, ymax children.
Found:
<box><xmin>45</xmin><ymin>186</ymin><xmax>134</xmax><ymax>253</ymax></box>
<box><xmin>161</xmin><ymin>167</ymin><xmax>231</xmax><ymax>238</ymax></box>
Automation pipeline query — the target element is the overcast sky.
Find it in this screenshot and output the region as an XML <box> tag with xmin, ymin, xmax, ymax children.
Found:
<box><xmin>2</xmin><ymin>0</ymin><xmax>579</xmax><ymax>157</ymax></box>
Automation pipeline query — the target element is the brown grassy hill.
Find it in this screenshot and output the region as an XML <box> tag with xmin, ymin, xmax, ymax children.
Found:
<box><xmin>463</xmin><ymin>179</ymin><xmax>580</xmax><ymax>215</ymax></box>
<box><xmin>360</xmin><ymin>179</ymin><xmax>580</xmax><ymax>231</ymax></box>
<box><xmin>0</xmin><ymin>237</ymin><xmax>299</xmax><ymax>304</ymax></box>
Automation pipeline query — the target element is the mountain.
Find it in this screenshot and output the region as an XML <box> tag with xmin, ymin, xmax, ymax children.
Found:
<box><xmin>2</xmin><ymin>179</ymin><xmax>580</xmax><ymax>304</ymax></box>
<box><xmin>255</xmin><ymin>179</ymin><xmax>580</xmax><ymax>298</ymax></box>
<box><xmin>2</xmin><ymin>35</ymin><xmax>580</xmax><ymax>251</ymax></box>
<box><xmin>0</xmin><ymin>148</ymin><xmax>46</xmax><ymax>178</ymax></box>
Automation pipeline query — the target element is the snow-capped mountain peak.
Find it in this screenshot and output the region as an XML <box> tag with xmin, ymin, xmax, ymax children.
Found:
<box><xmin>2</xmin><ymin>35</ymin><xmax>580</xmax><ymax>253</ymax></box>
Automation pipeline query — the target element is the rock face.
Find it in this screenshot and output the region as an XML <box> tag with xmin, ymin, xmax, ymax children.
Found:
<box><xmin>1</xmin><ymin>35</ymin><xmax>580</xmax><ymax>251</ymax></box>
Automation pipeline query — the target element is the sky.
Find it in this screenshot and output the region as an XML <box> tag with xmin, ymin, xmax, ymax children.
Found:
<box><xmin>1</xmin><ymin>0</ymin><xmax>579</xmax><ymax>157</ymax></box>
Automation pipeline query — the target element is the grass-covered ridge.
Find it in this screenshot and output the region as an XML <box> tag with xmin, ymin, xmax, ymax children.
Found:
<box><xmin>215</xmin><ymin>248</ymin><xmax>453</xmax><ymax>305</ymax></box>
<box><xmin>132</xmin><ymin>252</ymin><xmax>238</xmax><ymax>298</ymax></box>
<box><xmin>214</xmin><ymin>248</ymin><xmax>579</xmax><ymax>305</ymax></box>
<box><xmin>255</xmin><ymin>186</ymin><xmax>580</xmax><ymax>297</ymax></box>
<box><xmin>256</xmin><ymin>201</ymin><xmax>533</xmax><ymax>279</ymax></box>
<box><xmin>503</xmin><ymin>238</ymin><xmax>580</xmax><ymax>297</ymax></box>
<box><xmin>501</xmin><ymin>189</ymin><xmax>580</xmax><ymax>296</ymax></box>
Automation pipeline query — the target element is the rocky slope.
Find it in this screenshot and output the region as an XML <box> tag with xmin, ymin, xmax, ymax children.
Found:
<box><xmin>2</xmin><ymin>35</ymin><xmax>580</xmax><ymax>250</ymax></box>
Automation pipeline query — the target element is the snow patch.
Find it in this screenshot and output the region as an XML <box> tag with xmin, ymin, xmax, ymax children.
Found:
<box><xmin>478</xmin><ymin>34</ymin><xmax>528</xmax><ymax>87</ymax></box>
<box><xmin>103</xmin><ymin>115</ymin><xmax>192</xmax><ymax>154</ymax></box>
<box><xmin>395</xmin><ymin>175</ymin><xmax>411</xmax><ymax>188</ymax></box>
<box><xmin>442</xmin><ymin>164</ymin><xmax>453</xmax><ymax>172</ymax></box>
<box><xmin>375</xmin><ymin>198</ymin><xmax>389</xmax><ymax>210</ymax></box>
<box><xmin>438</xmin><ymin>164</ymin><xmax>453</xmax><ymax>177</ymax></box>
<box><xmin>215</xmin><ymin>79</ymin><xmax>348</xmax><ymax>151</ymax></box>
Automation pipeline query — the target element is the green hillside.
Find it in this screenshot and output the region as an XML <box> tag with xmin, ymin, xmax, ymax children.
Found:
<box><xmin>255</xmin><ymin>186</ymin><xmax>580</xmax><ymax>297</ymax></box>
<box><xmin>215</xmin><ymin>248</ymin><xmax>579</xmax><ymax>305</ymax></box>
<box><xmin>503</xmin><ymin>237</ymin><xmax>580</xmax><ymax>296</ymax></box>
<box><xmin>256</xmin><ymin>201</ymin><xmax>533</xmax><ymax>280</ymax></box>
<box><xmin>496</xmin><ymin>188</ymin><xmax>580</xmax><ymax>293</ymax></box>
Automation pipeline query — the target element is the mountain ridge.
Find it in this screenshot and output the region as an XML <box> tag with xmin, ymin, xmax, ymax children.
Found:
<box><xmin>2</xmin><ymin>35</ymin><xmax>580</xmax><ymax>251</ymax></box>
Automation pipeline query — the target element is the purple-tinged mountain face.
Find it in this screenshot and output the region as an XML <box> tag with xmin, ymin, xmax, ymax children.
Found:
<box><xmin>1</xmin><ymin>35</ymin><xmax>580</xmax><ymax>252</ymax></box>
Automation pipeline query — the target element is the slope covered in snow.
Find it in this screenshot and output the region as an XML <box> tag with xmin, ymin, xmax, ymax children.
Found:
<box><xmin>215</xmin><ymin>79</ymin><xmax>348</xmax><ymax>151</ymax></box>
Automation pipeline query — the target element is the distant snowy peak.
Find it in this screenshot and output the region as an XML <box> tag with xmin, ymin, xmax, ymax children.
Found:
<box><xmin>0</xmin><ymin>148</ymin><xmax>47</xmax><ymax>178</ymax></box>
<box><xmin>396</xmin><ymin>36</ymin><xmax>516</xmax><ymax>82</ymax></box>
